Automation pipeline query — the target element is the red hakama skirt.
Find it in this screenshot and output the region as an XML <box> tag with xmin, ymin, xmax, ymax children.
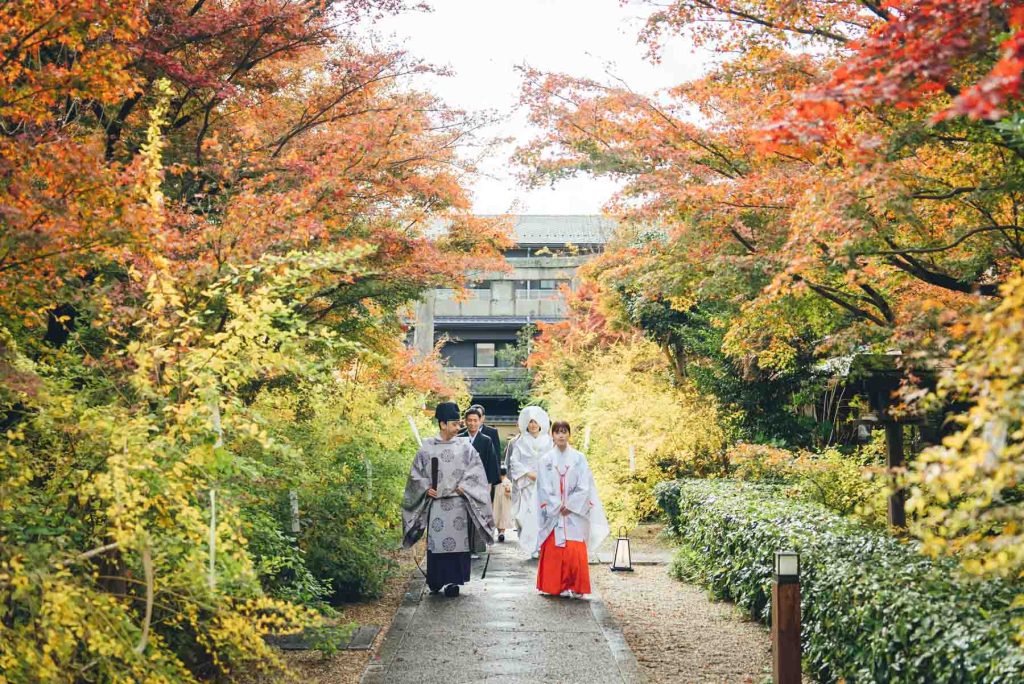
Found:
<box><xmin>536</xmin><ymin>531</ymin><xmax>591</xmax><ymax>595</ymax></box>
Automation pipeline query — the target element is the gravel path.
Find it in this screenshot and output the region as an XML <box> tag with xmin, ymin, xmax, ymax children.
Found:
<box><xmin>590</xmin><ymin>527</ymin><xmax>773</xmax><ymax>684</ymax></box>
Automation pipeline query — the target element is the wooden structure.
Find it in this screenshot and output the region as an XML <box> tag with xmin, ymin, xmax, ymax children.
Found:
<box><xmin>772</xmin><ymin>580</ymin><xmax>801</xmax><ymax>683</ymax></box>
<box><xmin>824</xmin><ymin>353</ymin><xmax>941</xmax><ymax>529</ymax></box>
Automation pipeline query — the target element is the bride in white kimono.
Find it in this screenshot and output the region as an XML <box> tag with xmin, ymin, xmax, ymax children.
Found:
<box><xmin>508</xmin><ymin>406</ymin><xmax>552</xmax><ymax>556</ymax></box>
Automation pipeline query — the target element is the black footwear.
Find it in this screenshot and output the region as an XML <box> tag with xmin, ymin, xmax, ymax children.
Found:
<box><xmin>428</xmin><ymin>584</ymin><xmax>442</xmax><ymax>595</ymax></box>
<box><xmin>443</xmin><ymin>584</ymin><xmax>460</xmax><ymax>597</ymax></box>
<box><xmin>498</xmin><ymin>533</ymin><xmax>505</xmax><ymax>542</ymax></box>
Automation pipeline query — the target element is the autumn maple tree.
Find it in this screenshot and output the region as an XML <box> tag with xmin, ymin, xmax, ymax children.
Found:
<box><xmin>1</xmin><ymin>1</ymin><xmax>504</xmax><ymax>680</ymax></box>
<box><xmin>2</xmin><ymin>0</ymin><xmax>506</xmax><ymax>347</ymax></box>
<box><xmin>519</xmin><ymin>1</ymin><xmax>1024</xmax><ymax>368</ymax></box>
<box><xmin>518</xmin><ymin>0</ymin><xmax>1024</xmax><ymax>628</ymax></box>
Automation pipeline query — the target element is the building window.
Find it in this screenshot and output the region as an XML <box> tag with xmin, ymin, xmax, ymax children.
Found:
<box><xmin>514</xmin><ymin>279</ymin><xmax>568</xmax><ymax>299</ymax></box>
<box><xmin>515</xmin><ymin>279</ymin><xmax>567</xmax><ymax>290</ymax></box>
<box><xmin>475</xmin><ymin>342</ymin><xmax>496</xmax><ymax>367</ymax></box>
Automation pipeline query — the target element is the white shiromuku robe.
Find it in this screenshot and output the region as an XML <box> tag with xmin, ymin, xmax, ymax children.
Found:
<box><xmin>509</xmin><ymin>407</ymin><xmax>552</xmax><ymax>554</ymax></box>
<box><xmin>536</xmin><ymin>445</ymin><xmax>609</xmax><ymax>551</ymax></box>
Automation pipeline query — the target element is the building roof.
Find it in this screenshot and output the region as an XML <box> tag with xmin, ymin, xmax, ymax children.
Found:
<box><xmin>507</xmin><ymin>215</ymin><xmax>616</xmax><ymax>245</ymax></box>
<box><xmin>434</xmin><ymin>316</ymin><xmax>563</xmax><ymax>328</ymax></box>
<box><xmin>428</xmin><ymin>215</ymin><xmax>616</xmax><ymax>246</ymax></box>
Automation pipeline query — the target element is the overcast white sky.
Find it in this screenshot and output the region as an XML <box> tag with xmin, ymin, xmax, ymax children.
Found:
<box><xmin>374</xmin><ymin>0</ymin><xmax>709</xmax><ymax>214</ymax></box>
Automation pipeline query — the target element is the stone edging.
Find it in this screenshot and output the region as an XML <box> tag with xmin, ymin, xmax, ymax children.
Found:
<box><xmin>359</xmin><ymin>572</ymin><xmax>423</xmax><ymax>684</ymax></box>
<box><xmin>589</xmin><ymin>590</ymin><xmax>647</xmax><ymax>684</ymax></box>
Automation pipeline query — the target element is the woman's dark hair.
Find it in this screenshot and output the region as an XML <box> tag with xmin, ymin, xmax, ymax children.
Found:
<box><xmin>500</xmin><ymin>466</ymin><xmax>507</xmax><ymax>477</ymax></box>
<box><xmin>464</xmin><ymin>407</ymin><xmax>483</xmax><ymax>419</ymax></box>
<box><xmin>551</xmin><ymin>420</ymin><xmax>571</xmax><ymax>434</ymax></box>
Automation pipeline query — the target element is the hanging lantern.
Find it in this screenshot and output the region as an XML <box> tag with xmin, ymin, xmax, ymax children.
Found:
<box><xmin>610</xmin><ymin>526</ymin><xmax>633</xmax><ymax>572</ymax></box>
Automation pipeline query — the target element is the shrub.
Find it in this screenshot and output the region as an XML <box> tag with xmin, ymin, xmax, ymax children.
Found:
<box><xmin>655</xmin><ymin>479</ymin><xmax>1024</xmax><ymax>684</ymax></box>
<box><xmin>791</xmin><ymin>447</ymin><xmax>887</xmax><ymax>524</ymax></box>
<box><xmin>668</xmin><ymin>542</ymin><xmax>706</xmax><ymax>585</ymax></box>
<box><xmin>727</xmin><ymin>442</ymin><xmax>798</xmax><ymax>482</ymax></box>
<box><xmin>243</xmin><ymin>378</ymin><xmax>430</xmax><ymax>603</ymax></box>
<box><xmin>247</xmin><ymin>512</ymin><xmax>333</xmax><ymax>609</ymax></box>
<box><xmin>724</xmin><ymin>442</ymin><xmax>888</xmax><ymax>526</ymax></box>
<box><xmin>301</xmin><ymin>489</ymin><xmax>400</xmax><ymax>601</ymax></box>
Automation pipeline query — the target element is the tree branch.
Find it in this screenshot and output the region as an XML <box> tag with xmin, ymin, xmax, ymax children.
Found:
<box><xmin>858</xmin><ymin>282</ymin><xmax>895</xmax><ymax>323</ymax></box>
<box><xmin>860</xmin><ymin>226</ymin><xmax>1015</xmax><ymax>256</ymax></box>
<box><xmin>692</xmin><ymin>0</ymin><xmax>851</xmax><ymax>43</ymax></box>
<box><xmin>134</xmin><ymin>545</ymin><xmax>153</xmax><ymax>655</ymax></box>
<box><xmin>881</xmin><ymin>239</ymin><xmax>1001</xmax><ymax>296</ymax></box>
<box><xmin>729</xmin><ymin>227</ymin><xmax>757</xmax><ymax>253</ymax></box>
<box><xmin>858</xmin><ymin>0</ymin><xmax>892</xmax><ymax>21</ymax></box>
<box><xmin>911</xmin><ymin>186</ymin><xmax>977</xmax><ymax>201</ymax></box>
<box><xmin>795</xmin><ymin>276</ymin><xmax>889</xmax><ymax>326</ymax></box>
<box><xmin>77</xmin><ymin>541</ymin><xmax>120</xmax><ymax>562</ymax></box>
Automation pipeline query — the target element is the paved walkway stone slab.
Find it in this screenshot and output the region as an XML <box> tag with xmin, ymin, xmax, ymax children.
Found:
<box><xmin>362</xmin><ymin>537</ymin><xmax>644</xmax><ymax>684</ymax></box>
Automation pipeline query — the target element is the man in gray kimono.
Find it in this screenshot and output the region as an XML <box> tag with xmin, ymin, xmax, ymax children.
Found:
<box><xmin>402</xmin><ymin>402</ymin><xmax>495</xmax><ymax>597</ymax></box>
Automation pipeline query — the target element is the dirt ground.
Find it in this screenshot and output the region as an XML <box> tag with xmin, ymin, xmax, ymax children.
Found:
<box><xmin>591</xmin><ymin>524</ymin><xmax>775</xmax><ymax>684</ymax></box>
<box><xmin>269</xmin><ymin>553</ymin><xmax>417</xmax><ymax>684</ymax></box>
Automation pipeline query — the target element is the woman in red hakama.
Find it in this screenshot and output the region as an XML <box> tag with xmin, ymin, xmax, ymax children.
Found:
<box><xmin>537</xmin><ymin>531</ymin><xmax>591</xmax><ymax>595</ymax></box>
<box><xmin>535</xmin><ymin>421</ymin><xmax>609</xmax><ymax>598</ymax></box>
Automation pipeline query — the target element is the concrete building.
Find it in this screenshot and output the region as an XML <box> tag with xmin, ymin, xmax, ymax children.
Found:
<box><xmin>413</xmin><ymin>215</ymin><xmax>614</xmax><ymax>428</ymax></box>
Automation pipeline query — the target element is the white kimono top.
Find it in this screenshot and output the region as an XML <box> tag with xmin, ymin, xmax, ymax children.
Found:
<box><xmin>536</xmin><ymin>445</ymin><xmax>609</xmax><ymax>549</ymax></box>
<box><xmin>509</xmin><ymin>432</ymin><xmax>551</xmax><ymax>554</ymax></box>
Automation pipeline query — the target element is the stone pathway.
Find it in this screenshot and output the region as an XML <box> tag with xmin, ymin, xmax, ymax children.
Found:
<box><xmin>361</xmin><ymin>537</ymin><xmax>644</xmax><ymax>684</ymax></box>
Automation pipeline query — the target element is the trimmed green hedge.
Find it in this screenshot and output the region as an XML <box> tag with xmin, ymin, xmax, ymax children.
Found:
<box><xmin>656</xmin><ymin>479</ymin><xmax>1024</xmax><ymax>683</ymax></box>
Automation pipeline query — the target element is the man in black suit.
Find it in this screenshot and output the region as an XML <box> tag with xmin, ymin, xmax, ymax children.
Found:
<box><xmin>470</xmin><ymin>403</ymin><xmax>502</xmax><ymax>463</ymax></box>
<box><xmin>460</xmin><ymin>406</ymin><xmax>500</xmax><ymax>492</ymax></box>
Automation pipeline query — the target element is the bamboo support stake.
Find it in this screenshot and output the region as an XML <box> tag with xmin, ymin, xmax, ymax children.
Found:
<box><xmin>134</xmin><ymin>545</ymin><xmax>154</xmax><ymax>654</ymax></box>
<box><xmin>365</xmin><ymin>457</ymin><xmax>374</xmax><ymax>501</ymax></box>
<box><xmin>289</xmin><ymin>490</ymin><xmax>300</xmax><ymax>533</ymax></box>
<box><xmin>208</xmin><ymin>489</ymin><xmax>216</xmax><ymax>590</ymax></box>
<box><xmin>209</xmin><ymin>392</ymin><xmax>222</xmax><ymax>589</ymax></box>
<box><xmin>407</xmin><ymin>415</ymin><xmax>423</xmax><ymax>447</ymax></box>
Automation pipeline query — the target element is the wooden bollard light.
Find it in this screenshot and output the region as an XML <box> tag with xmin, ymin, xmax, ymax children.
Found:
<box><xmin>610</xmin><ymin>526</ymin><xmax>633</xmax><ymax>572</ymax></box>
<box><xmin>772</xmin><ymin>550</ymin><xmax>801</xmax><ymax>684</ymax></box>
